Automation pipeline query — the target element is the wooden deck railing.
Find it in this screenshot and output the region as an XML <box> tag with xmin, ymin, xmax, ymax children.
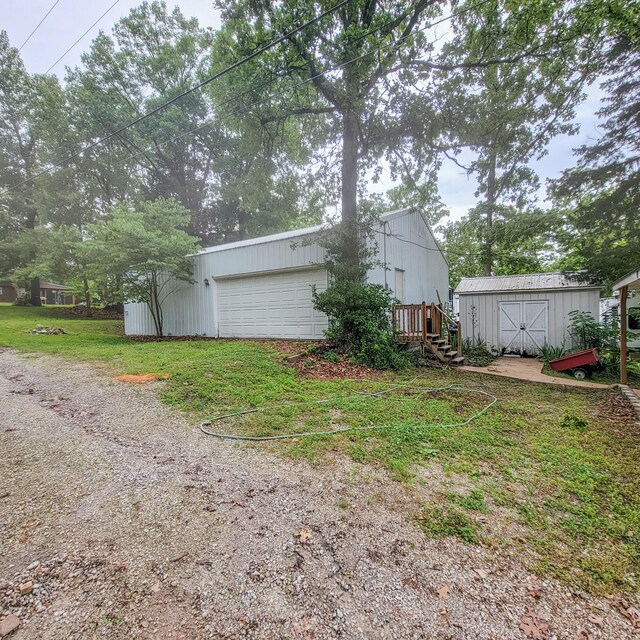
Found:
<box><xmin>392</xmin><ymin>302</ymin><xmax>462</xmax><ymax>357</ymax></box>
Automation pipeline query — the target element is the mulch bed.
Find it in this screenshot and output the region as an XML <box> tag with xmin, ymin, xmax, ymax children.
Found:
<box><xmin>283</xmin><ymin>352</ymin><xmax>378</xmax><ymax>380</ymax></box>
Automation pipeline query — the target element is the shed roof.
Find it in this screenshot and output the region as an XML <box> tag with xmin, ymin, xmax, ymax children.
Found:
<box><xmin>612</xmin><ymin>267</ymin><xmax>640</xmax><ymax>292</ymax></box>
<box><xmin>455</xmin><ymin>272</ymin><xmax>600</xmax><ymax>294</ymax></box>
<box><xmin>198</xmin><ymin>208</ymin><xmax>411</xmax><ymax>256</ymax></box>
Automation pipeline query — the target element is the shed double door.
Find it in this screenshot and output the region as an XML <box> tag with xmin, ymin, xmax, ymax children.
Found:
<box><xmin>499</xmin><ymin>300</ymin><xmax>548</xmax><ymax>355</ymax></box>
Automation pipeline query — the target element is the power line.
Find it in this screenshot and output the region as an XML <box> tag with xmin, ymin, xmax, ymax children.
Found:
<box><xmin>17</xmin><ymin>0</ymin><xmax>62</xmax><ymax>52</ymax></box>
<box><xmin>44</xmin><ymin>0</ymin><xmax>122</xmax><ymax>75</ymax></box>
<box><xmin>66</xmin><ymin>0</ymin><xmax>494</xmax><ymax>185</ymax></box>
<box><xmin>0</xmin><ymin>0</ymin><xmax>351</xmax><ymax>196</ymax></box>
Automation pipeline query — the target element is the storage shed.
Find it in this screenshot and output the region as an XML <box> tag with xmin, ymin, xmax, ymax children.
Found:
<box><xmin>124</xmin><ymin>207</ymin><xmax>449</xmax><ymax>339</ymax></box>
<box><xmin>455</xmin><ymin>273</ymin><xmax>601</xmax><ymax>355</ymax></box>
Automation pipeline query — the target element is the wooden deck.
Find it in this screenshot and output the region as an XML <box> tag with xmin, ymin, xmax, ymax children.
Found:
<box><xmin>392</xmin><ymin>302</ymin><xmax>464</xmax><ymax>364</ymax></box>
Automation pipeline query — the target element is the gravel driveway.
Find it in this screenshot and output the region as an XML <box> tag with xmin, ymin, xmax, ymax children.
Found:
<box><xmin>0</xmin><ymin>349</ymin><xmax>636</xmax><ymax>639</ymax></box>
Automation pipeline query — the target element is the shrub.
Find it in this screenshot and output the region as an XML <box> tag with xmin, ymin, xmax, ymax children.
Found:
<box><xmin>568</xmin><ymin>310</ymin><xmax>620</xmax><ymax>375</ymax></box>
<box><xmin>313</xmin><ymin>279</ymin><xmax>409</xmax><ymax>370</ymax></box>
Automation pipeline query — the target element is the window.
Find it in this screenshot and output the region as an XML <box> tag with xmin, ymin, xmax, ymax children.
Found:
<box><xmin>630</xmin><ymin>309</ymin><xmax>640</xmax><ymax>331</ymax></box>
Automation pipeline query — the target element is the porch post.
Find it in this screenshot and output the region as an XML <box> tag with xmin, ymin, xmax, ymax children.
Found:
<box><xmin>620</xmin><ymin>285</ymin><xmax>628</xmax><ymax>385</ymax></box>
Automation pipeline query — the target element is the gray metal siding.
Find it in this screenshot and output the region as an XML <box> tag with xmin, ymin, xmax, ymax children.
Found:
<box><xmin>368</xmin><ymin>210</ymin><xmax>449</xmax><ymax>304</ymax></box>
<box><xmin>458</xmin><ymin>289</ymin><xmax>601</xmax><ymax>350</ymax></box>
<box><xmin>124</xmin><ymin>209</ymin><xmax>449</xmax><ymax>337</ymax></box>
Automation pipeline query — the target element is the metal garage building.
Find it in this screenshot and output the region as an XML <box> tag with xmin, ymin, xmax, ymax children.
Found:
<box><xmin>455</xmin><ymin>273</ymin><xmax>601</xmax><ymax>355</ymax></box>
<box><xmin>124</xmin><ymin>207</ymin><xmax>449</xmax><ymax>339</ymax></box>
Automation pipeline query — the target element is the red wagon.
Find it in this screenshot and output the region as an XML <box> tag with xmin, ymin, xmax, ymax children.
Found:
<box><xmin>549</xmin><ymin>348</ymin><xmax>600</xmax><ymax>380</ymax></box>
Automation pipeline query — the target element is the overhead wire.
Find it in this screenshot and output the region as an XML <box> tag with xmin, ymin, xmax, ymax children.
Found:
<box><xmin>37</xmin><ymin>0</ymin><xmax>495</xmax><ymax>188</ymax></box>
<box><xmin>44</xmin><ymin>0</ymin><xmax>122</xmax><ymax>75</ymax></box>
<box><xmin>0</xmin><ymin>0</ymin><xmax>352</xmax><ymax>196</ymax></box>
<box><xmin>17</xmin><ymin>0</ymin><xmax>62</xmax><ymax>52</ymax></box>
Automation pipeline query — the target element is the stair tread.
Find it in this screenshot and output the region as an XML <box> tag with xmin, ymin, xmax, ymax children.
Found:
<box><xmin>451</xmin><ymin>357</ymin><xmax>465</xmax><ymax>364</ymax></box>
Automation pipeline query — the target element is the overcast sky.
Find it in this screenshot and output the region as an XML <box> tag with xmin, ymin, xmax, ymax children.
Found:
<box><xmin>4</xmin><ymin>0</ymin><xmax>606</xmax><ymax>224</ymax></box>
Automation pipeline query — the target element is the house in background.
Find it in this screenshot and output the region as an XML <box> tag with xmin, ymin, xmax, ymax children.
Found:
<box><xmin>0</xmin><ymin>280</ymin><xmax>75</xmax><ymax>305</ymax></box>
<box><xmin>124</xmin><ymin>208</ymin><xmax>449</xmax><ymax>339</ymax></box>
<box><xmin>455</xmin><ymin>273</ymin><xmax>601</xmax><ymax>355</ymax></box>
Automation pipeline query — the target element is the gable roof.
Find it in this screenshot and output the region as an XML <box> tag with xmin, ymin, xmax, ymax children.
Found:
<box><xmin>455</xmin><ymin>272</ymin><xmax>600</xmax><ymax>294</ymax></box>
<box><xmin>198</xmin><ymin>208</ymin><xmax>414</xmax><ymax>256</ymax></box>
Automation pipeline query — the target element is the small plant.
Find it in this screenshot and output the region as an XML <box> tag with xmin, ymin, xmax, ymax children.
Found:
<box><xmin>538</xmin><ymin>344</ymin><xmax>568</xmax><ymax>363</ymax></box>
<box><xmin>417</xmin><ymin>505</ymin><xmax>479</xmax><ymax>543</ymax></box>
<box><xmin>461</xmin><ymin>336</ymin><xmax>497</xmax><ymax>367</ymax></box>
<box><xmin>561</xmin><ymin>414</ymin><xmax>589</xmax><ymax>432</ymax></box>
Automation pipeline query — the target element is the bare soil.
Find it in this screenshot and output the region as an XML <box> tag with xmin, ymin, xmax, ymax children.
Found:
<box><xmin>0</xmin><ymin>349</ymin><xmax>637</xmax><ymax>639</ymax></box>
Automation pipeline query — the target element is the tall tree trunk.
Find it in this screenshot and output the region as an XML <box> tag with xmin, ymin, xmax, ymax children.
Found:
<box><xmin>30</xmin><ymin>277</ymin><xmax>41</xmax><ymax>306</ymax></box>
<box><xmin>484</xmin><ymin>152</ymin><xmax>497</xmax><ymax>276</ymax></box>
<box><xmin>82</xmin><ymin>275</ymin><xmax>93</xmax><ymax>317</ymax></box>
<box><xmin>341</xmin><ymin>109</ymin><xmax>360</xmax><ymax>282</ymax></box>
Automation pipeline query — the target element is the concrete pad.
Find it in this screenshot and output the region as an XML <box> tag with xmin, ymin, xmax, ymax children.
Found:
<box><xmin>459</xmin><ymin>356</ymin><xmax>611</xmax><ymax>389</ymax></box>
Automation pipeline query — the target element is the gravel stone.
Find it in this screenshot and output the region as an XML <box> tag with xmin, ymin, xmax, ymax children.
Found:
<box><xmin>0</xmin><ymin>349</ymin><xmax>637</xmax><ymax>639</ymax></box>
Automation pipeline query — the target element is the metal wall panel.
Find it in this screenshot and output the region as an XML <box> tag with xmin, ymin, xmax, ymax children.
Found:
<box><xmin>459</xmin><ymin>289</ymin><xmax>601</xmax><ymax>351</ymax></box>
<box><xmin>124</xmin><ymin>211</ymin><xmax>450</xmax><ymax>337</ymax></box>
<box><xmin>367</xmin><ymin>209</ymin><xmax>449</xmax><ymax>304</ymax></box>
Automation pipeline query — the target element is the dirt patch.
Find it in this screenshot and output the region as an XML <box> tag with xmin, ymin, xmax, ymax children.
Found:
<box><xmin>114</xmin><ymin>373</ymin><xmax>170</xmax><ymax>384</ymax></box>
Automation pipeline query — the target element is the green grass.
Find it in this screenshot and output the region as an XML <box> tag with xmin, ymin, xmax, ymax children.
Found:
<box><xmin>1</xmin><ymin>304</ymin><xmax>639</xmax><ymax>594</ymax></box>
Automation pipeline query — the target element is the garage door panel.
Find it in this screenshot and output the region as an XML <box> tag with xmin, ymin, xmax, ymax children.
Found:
<box><xmin>217</xmin><ymin>269</ymin><xmax>328</xmax><ymax>339</ymax></box>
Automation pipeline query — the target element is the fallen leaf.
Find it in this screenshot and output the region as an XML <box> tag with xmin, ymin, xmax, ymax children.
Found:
<box><xmin>612</xmin><ymin>597</ymin><xmax>640</xmax><ymax>629</ymax></box>
<box><xmin>474</xmin><ymin>568</ymin><xmax>488</xmax><ymax>580</ymax></box>
<box><xmin>518</xmin><ymin>607</ymin><xmax>550</xmax><ymax>640</ymax></box>
<box><xmin>438</xmin><ymin>607</ymin><xmax>448</xmax><ymax>623</ymax></box>
<box><xmin>526</xmin><ymin>585</ymin><xmax>541</xmax><ymax>599</ymax></box>
<box><xmin>299</xmin><ymin>528</ymin><xmax>312</xmax><ymax>543</ymax></box>
<box><xmin>587</xmin><ymin>614</ymin><xmax>603</xmax><ymax>628</ymax></box>
<box><xmin>573</xmin><ymin>628</ymin><xmax>593</xmax><ymax>640</ymax></box>
<box><xmin>437</xmin><ymin>584</ymin><xmax>449</xmax><ymax>600</ymax></box>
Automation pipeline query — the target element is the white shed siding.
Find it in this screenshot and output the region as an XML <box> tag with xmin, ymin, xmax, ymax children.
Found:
<box><xmin>458</xmin><ymin>288</ymin><xmax>600</xmax><ymax>351</ymax></box>
<box><xmin>124</xmin><ymin>208</ymin><xmax>449</xmax><ymax>338</ymax></box>
<box><xmin>123</xmin><ymin>257</ymin><xmax>216</xmax><ymax>337</ymax></box>
<box><xmin>368</xmin><ymin>210</ymin><xmax>449</xmax><ymax>304</ymax></box>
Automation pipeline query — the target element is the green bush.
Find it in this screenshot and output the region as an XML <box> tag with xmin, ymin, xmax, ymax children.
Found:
<box><xmin>568</xmin><ymin>310</ymin><xmax>620</xmax><ymax>375</ymax></box>
<box><xmin>313</xmin><ymin>279</ymin><xmax>409</xmax><ymax>370</ymax></box>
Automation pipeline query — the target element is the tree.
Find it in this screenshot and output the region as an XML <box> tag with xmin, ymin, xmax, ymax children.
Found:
<box><xmin>88</xmin><ymin>198</ymin><xmax>200</xmax><ymax>336</ymax></box>
<box><xmin>434</xmin><ymin>1</ymin><xmax>599</xmax><ymax>276</ymax></box>
<box><xmin>0</xmin><ymin>32</ymin><xmax>59</xmax><ymax>304</ymax></box>
<box><xmin>552</xmin><ymin>35</ymin><xmax>640</xmax><ymax>287</ymax></box>
<box><xmin>440</xmin><ymin>208</ymin><xmax>560</xmax><ymax>289</ymax></box>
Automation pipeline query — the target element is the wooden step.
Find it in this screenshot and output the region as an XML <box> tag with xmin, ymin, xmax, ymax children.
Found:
<box><xmin>425</xmin><ymin>333</ymin><xmax>440</xmax><ymax>339</ymax></box>
<box><xmin>451</xmin><ymin>357</ymin><xmax>465</xmax><ymax>365</ymax></box>
<box><xmin>438</xmin><ymin>344</ymin><xmax>451</xmax><ymax>351</ymax></box>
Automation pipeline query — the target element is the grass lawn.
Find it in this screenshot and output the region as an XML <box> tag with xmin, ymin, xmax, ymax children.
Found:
<box><xmin>1</xmin><ymin>304</ymin><xmax>639</xmax><ymax>595</ymax></box>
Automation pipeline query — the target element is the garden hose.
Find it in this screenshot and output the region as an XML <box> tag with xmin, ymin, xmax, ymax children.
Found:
<box><xmin>199</xmin><ymin>378</ymin><xmax>497</xmax><ymax>442</ymax></box>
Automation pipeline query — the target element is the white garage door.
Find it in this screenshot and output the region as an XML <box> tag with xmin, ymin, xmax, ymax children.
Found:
<box><xmin>217</xmin><ymin>268</ymin><xmax>329</xmax><ymax>339</ymax></box>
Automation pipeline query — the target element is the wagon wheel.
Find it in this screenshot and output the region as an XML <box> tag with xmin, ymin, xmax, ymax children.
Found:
<box><xmin>572</xmin><ymin>368</ymin><xmax>588</xmax><ymax>380</ymax></box>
